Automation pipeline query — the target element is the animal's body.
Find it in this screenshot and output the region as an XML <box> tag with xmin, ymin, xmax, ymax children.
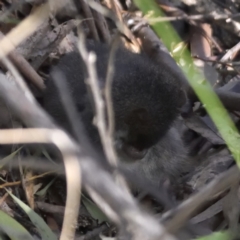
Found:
<box><xmin>43</xmin><ymin>42</ymin><xmax>191</xmax><ymax>188</ymax></box>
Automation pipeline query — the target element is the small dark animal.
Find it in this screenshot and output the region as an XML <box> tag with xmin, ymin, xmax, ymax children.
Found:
<box><xmin>43</xmin><ymin>42</ymin><xmax>191</xmax><ymax>188</ymax></box>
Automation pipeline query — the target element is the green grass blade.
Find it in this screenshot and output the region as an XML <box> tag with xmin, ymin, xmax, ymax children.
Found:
<box><xmin>0</xmin><ymin>210</ymin><xmax>34</xmax><ymax>240</ymax></box>
<box><xmin>5</xmin><ymin>189</ymin><xmax>57</xmax><ymax>240</ymax></box>
<box><xmin>82</xmin><ymin>194</ymin><xmax>109</xmax><ymax>223</ymax></box>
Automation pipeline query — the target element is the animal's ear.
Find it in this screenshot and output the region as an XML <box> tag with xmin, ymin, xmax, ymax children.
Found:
<box><xmin>177</xmin><ymin>88</ymin><xmax>187</xmax><ymax>108</ymax></box>
<box><xmin>125</xmin><ymin>108</ymin><xmax>150</xmax><ymax>126</ymax></box>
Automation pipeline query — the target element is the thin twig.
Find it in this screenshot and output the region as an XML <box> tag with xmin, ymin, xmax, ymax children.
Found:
<box><xmin>0</xmin><ymin>31</ymin><xmax>45</xmax><ymax>90</ymax></box>
<box><xmin>77</xmin><ymin>28</ymin><xmax>130</xmax><ymax>193</ymax></box>
<box><xmin>74</xmin><ymin>0</ymin><xmax>99</xmax><ymax>41</ymax></box>
<box><xmin>0</xmin><ymin>47</ymin><xmax>36</xmax><ymax>103</ymax></box>
<box><xmin>78</xmin><ymin>28</ymin><xmax>118</xmax><ymax>167</ymax></box>
<box><xmin>0</xmin><ymin>171</ymin><xmax>55</xmax><ymax>188</ymax></box>
<box><xmin>105</xmin><ymin>35</ymin><xmax>120</xmax><ymax>145</ymax></box>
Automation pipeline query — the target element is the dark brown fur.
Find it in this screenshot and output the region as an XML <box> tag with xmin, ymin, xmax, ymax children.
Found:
<box><xmin>43</xmin><ymin>42</ymin><xmax>191</xmax><ymax>188</ymax></box>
